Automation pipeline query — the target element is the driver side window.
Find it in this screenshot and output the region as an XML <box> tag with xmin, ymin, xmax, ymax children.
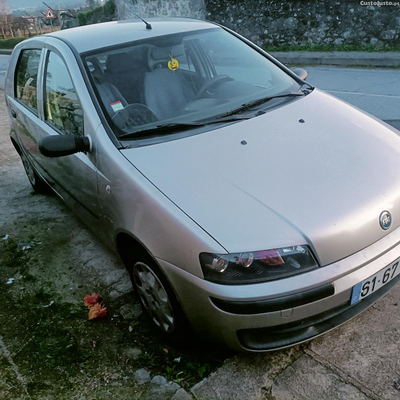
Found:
<box><xmin>45</xmin><ymin>51</ymin><xmax>83</xmax><ymax>135</ymax></box>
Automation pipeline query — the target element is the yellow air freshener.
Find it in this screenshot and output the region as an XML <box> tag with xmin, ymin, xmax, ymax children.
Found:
<box><xmin>168</xmin><ymin>58</ymin><xmax>179</xmax><ymax>71</ymax></box>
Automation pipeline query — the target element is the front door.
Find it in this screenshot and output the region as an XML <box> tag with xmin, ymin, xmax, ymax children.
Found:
<box><xmin>35</xmin><ymin>45</ymin><xmax>101</xmax><ymax>221</ymax></box>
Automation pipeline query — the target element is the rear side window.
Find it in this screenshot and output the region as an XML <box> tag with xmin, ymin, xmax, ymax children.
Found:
<box><xmin>45</xmin><ymin>51</ymin><xmax>83</xmax><ymax>135</ymax></box>
<box><xmin>15</xmin><ymin>49</ymin><xmax>41</xmax><ymax>112</ymax></box>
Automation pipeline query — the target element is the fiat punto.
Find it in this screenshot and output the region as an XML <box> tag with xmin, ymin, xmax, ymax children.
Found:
<box><xmin>5</xmin><ymin>18</ymin><xmax>400</xmax><ymax>352</ymax></box>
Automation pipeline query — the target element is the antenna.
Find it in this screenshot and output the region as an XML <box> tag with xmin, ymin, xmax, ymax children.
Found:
<box><xmin>132</xmin><ymin>13</ymin><xmax>152</xmax><ymax>30</ymax></box>
<box><xmin>43</xmin><ymin>2</ymin><xmax>56</xmax><ymax>12</ymax></box>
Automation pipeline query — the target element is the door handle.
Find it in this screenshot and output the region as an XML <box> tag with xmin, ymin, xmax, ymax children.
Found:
<box><xmin>11</xmin><ymin>109</ymin><xmax>17</xmax><ymax>118</ymax></box>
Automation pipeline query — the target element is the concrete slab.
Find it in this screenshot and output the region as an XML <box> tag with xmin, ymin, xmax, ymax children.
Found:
<box><xmin>271</xmin><ymin>354</ymin><xmax>370</xmax><ymax>400</ymax></box>
<box><xmin>309</xmin><ymin>303</ymin><xmax>400</xmax><ymax>400</ymax></box>
<box><xmin>190</xmin><ymin>347</ymin><xmax>302</xmax><ymax>400</ymax></box>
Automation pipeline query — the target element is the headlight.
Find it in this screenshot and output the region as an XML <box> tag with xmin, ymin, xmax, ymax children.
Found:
<box><xmin>200</xmin><ymin>245</ymin><xmax>318</xmax><ymax>285</ymax></box>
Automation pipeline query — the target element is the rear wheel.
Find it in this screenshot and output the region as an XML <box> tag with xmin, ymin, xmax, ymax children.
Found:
<box><xmin>21</xmin><ymin>152</ymin><xmax>48</xmax><ymax>193</ymax></box>
<box><xmin>129</xmin><ymin>258</ymin><xmax>188</xmax><ymax>340</ymax></box>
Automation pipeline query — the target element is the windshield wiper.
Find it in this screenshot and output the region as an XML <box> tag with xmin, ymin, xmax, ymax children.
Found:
<box><xmin>119</xmin><ymin>122</ymin><xmax>205</xmax><ymax>139</ymax></box>
<box><xmin>215</xmin><ymin>92</ymin><xmax>305</xmax><ymax>119</ymax></box>
<box><xmin>118</xmin><ymin>116</ymin><xmax>255</xmax><ymax>139</ymax></box>
<box><xmin>119</xmin><ymin>93</ymin><xmax>307</xmax><ymax>140</ymax></box>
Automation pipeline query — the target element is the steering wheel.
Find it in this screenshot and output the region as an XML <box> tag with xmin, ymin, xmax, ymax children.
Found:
<box><xmin>196</xmin><ymin>75</ymin><xmax>234</xmax><ymax>99</ymax></box>
<box><xmin>112</xmin><ymin>104</ymin><xmax>158</xmax><ymax>133</ymax></box>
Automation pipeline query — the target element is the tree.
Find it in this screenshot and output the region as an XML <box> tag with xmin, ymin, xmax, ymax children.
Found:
<box><xmin>86</xmin><ymin>0</ymin><xmax>96</xmax><ymax>10</ymax></box>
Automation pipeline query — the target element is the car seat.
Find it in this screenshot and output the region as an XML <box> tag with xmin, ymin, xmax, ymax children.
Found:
<box><xmin>87</xmin><ymin>57</ymin><xmax>128</xmax><ymax>118</ymax></box>
<box><xmin>105</xmin><ymin>49</ymin><xmax>147</xmax><ymax>104</ymax></box>
<box><xmin>143</xmin><ymin>45</ymin><xmax>195</xmax><ymax>120</ymax></box>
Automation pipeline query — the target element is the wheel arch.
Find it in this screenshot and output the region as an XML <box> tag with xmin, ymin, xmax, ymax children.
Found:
<box><xmin>115</xmin><ymin>231</ymin><xmax>186</xmax><ymax>309</ymax></box>
<box><xmin>116</xmin><ymin>231</ymin><xmax>155</xmax><ymax>268</ymax></box>
<box><xmin>10</xmin><ymin>135</ymin><xmax>22</xmax><ymax>155</ymax></box>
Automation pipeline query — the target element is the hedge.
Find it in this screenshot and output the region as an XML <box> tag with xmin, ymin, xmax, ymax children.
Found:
<box><xmin>0</xmin><ymin>37</ymin><xmax>25</xmax><ymax>49</ymax></box>
<box><xmin>77</xmin><ymin>0</ymin><xmax>116</xmax><ymax>26</ymax></box>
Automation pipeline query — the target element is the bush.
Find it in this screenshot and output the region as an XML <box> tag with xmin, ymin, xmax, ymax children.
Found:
<box><xmin>77</xmin><ymin>12</ymin><xmax>87</xmax><ymax>26</ymax></box>
<box><xmin>103</xmin><ymin>0</ymin><xmax>116</xmax><ymax>17</ymax></box>
<box><xmin>77</xmin><ymin>0</ymin><xmax>116</xmax><ymax>26</ymax></box>
<box><xmin>0</xmin><ymin>37</ymin><xmax>25</xmax><ymax>49</ymax></box>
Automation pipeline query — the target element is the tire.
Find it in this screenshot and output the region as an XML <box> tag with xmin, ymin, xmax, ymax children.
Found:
<box><xmin>128</xmin><ymin>257</ymin><xmax>189</xmax><ymax>341</ymax></box>
<box><xmin>20</xmin><ymin>152</ymin><xmax>49</xmax><ymax>193</ymax></box>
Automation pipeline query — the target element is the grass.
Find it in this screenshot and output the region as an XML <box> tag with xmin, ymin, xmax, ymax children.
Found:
<box><xmin>0</xmin><ymin>235</ymin><xmax>232</xmax><ymax>398</ymax></box>
<box><xmin>0</xmin><ymin>37</ymin><xmax>25</xmax><ymax>49</ymax></box>
<box><xmin>264</xmin><ymin>43</ymin><xmax>400</xmax><ymax>52</ymax></box>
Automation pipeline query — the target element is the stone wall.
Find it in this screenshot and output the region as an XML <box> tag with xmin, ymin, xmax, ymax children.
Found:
<box><xmin>205</xmin><ymin>1</ymin><xmax>400</xmax><ymax>48</ymax></box>
<box><xmin>115</xmin><ymin>0</ymin><xmax>206</xmax><ymax>20</ymax></box>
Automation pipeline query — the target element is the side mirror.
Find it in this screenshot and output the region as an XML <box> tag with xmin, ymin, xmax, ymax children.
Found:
<box><xmin>39</xmin><ymin>135</ymin><xmax>91</xmax><ymax>158</ymax></box>
<box><xmin>290</xmin><ymin>67</ymin><xmax>308</xmax><ymax>81</ymax></box>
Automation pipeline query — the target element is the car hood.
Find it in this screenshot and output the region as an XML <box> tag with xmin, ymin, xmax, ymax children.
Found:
<box><xmin>122</xmin><ymin>89</ymin><xmax>400</xmax><ymax>266</ymax></box>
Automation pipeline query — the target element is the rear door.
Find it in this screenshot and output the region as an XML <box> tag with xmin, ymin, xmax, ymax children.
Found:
<box><xmin>7</xmin><ymin>41</ymin><xmax>44</xmax><ymax>174</ymax></box>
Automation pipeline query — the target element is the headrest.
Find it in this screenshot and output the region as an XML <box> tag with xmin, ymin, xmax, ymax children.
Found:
<box><xmin>150</xmin><ymin>47</ymin><xmax>170</xmax><ymax>61</ymax></box>
<box><xmin>171</xmin><ymin>44</ymin><xmax>185</xmax><ymax>58</ymax></box>
<box><xmin>87</xmin><ymin>57</ymin><xmax>105</xmax><ymax>82</ymax></box>
<box><xmin>106</xmin><ymin>52</ymin><xmax>132</xmax><ymax>74</ymax></box>
<box><xmin>148</xmin><ymin>44</ymin><xmax>185</xmax><ymax>70</ymax></box>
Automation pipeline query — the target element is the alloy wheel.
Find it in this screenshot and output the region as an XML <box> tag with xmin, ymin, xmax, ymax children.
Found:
<box><xmin>132</xmin><ymin>262</ymin><xmax>175</xmax><ymax>333</ymax></box>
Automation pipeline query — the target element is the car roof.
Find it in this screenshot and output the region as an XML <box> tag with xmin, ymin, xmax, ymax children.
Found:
<box><xmin>44</xmin><ymin>18</ymin><xmax>218</xmax><ymax>54</ymax></box>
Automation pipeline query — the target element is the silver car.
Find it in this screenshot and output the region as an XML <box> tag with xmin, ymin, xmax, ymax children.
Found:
<box><xmin>5</xmin><ymin>18</ymin><xmax>400</xmax><ymax>352</ymax></box>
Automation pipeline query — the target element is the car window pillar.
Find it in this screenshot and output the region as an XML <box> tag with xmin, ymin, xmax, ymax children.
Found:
<box><xmin>36</xmin><ymin>47</ymin><xmax>48</xmax><ymax>122</ymax></box>
<box><xmin>43</xmin><ymin>38</ymin><xmax>101</xmax><ymax>139</ymax></box>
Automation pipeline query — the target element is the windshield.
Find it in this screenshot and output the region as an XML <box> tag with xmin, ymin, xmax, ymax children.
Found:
<box><xmin>83</xmin><ymin>28</ymin><xmax>301</xmax><ymax>140</ymax></box>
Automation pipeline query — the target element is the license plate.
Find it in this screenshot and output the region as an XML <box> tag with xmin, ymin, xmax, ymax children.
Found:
<box><xmin>351</xmin><ymin>258</ymin><xmax>400</xmax><ymax>305</ymax></box>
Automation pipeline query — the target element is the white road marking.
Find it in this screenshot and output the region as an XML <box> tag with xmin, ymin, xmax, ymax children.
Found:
<box><xmin>326</xmin><ymin>89</ymin><xmax>400</xmax><ymax>99</ymax></box>
<box><xmin>0</xmin><ymin>336</ymin><xmax>31</xmax><ymax>398</ymax></box>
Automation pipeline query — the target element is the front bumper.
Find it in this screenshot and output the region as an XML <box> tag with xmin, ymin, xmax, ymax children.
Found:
<box><xmin>158</xmin><ymin>226</ymin><xmax>400</xmax><ymax>352</ymax></box>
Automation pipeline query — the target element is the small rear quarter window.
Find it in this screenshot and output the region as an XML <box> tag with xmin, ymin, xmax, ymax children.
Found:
<box><xmin>15</xmin><ymin>49</ymin><xmax>41</xmax><ymax>112</ymax></box>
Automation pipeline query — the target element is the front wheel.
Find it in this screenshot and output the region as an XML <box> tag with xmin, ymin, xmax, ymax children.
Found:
<box><xmin>129</xmin><ymin>259</ymin><xmax>188</xmax><ymax>340</ymax></box>
<box><xmin>20</xmin><ymin>152</ymin><xmax>48</xmax><ymax>193</ymax></box>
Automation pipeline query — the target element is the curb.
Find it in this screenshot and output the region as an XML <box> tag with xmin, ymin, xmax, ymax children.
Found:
<box><xmin>270</xmin><ymin>51</ymin><xmax>400</xmax><ymax>68</ymax></box>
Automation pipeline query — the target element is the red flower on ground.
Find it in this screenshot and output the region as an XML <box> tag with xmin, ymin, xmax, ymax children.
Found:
<box><xmin>84</xmin><ymin>293</ymin><xmax>101</xmax><ymax>308</ymax></box>
<box><xmin>84</xmin><ymin>292</ymin><xmax>107</xmax><ymax>320</ymax></box>
<box><xmin>88</xmin><ymin>303</ymin><xmax>108</xmax><ymax>320</ymax></box>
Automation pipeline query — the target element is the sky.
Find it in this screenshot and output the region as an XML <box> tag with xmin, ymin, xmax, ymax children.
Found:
<box><xmin>9</xmin><ymin>0</ymin><xmax>86</xmax><ymax>11</ymax></box>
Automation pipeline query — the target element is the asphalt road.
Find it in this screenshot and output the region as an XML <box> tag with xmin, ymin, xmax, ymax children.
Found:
<box><xmin>305</xmin><ymin>66</ymin><xmax>400</xmax><ymax>128</ymax></box>
<box><xmin>0</xmin><ymin>55</ymin><xmax>10</xmax><ymax>92</ymax></box>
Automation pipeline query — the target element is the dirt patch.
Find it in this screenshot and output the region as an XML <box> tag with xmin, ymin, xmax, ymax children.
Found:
<box><xmin>0</xmin><ymin>98</ymin><xmax>232</xmax><ymax>399</ymax></box>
